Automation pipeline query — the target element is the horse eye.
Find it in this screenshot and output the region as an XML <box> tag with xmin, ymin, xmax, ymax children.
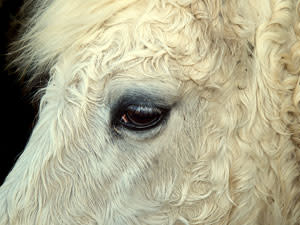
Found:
<box><xmin>119</xmin><ymin>105</ymin><xmax>166</xmax><ymax>130</ymax></box>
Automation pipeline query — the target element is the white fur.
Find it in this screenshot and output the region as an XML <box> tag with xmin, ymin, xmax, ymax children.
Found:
<box><xmin>1</xmin><ymin>0</ymin><xmax>300</xmax><ymax>224</ymax></box>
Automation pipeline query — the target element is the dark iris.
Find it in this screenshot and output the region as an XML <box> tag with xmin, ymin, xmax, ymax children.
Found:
<box><xmin>120</xmin><ymin>105</ymin><xmax>165</xmax><ymax>130</ymax></box>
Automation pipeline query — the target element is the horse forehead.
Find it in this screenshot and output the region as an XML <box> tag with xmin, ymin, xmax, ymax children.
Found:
<box><xmin>97</xmin><ymin>1</ymin><xmax>255</xmax><ymax>82</ymax></box>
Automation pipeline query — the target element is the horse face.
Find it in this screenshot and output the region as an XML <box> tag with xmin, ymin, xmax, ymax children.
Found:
<box><xmin>1</xmin><ymin>0</ymin><xmax>300</xmax><ymax>224</ymax></box>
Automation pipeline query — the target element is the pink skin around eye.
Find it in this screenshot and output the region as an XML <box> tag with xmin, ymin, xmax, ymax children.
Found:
<box><xmin>121</xmin><ymin>114</ymin><xmax>129</xmax><ymax>123</ymax></box>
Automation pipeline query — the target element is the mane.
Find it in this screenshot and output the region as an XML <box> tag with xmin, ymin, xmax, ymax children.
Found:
<box><xmin>9</xmin><ymin>0</ymin><xmax>140</xmax><ymax>84</ymax></box>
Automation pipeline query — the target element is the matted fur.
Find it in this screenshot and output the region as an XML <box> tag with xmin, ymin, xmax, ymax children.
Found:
<box><xmin>1</xmin><ymin>0</ymin><xmax>300</xmax><ymax>224</ymax></box>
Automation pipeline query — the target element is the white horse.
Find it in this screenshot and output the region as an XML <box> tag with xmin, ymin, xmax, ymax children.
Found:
<box><xmin>1</xmin><ymin>0</ymin><xmax>300</xmax><ymax>224</ymax></box>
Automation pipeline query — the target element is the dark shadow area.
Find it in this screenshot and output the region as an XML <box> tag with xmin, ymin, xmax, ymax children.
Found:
<box><xmin>0</xmin><ymin>0</ymin><xmax>36</xmax><ymax>185</ymax></box>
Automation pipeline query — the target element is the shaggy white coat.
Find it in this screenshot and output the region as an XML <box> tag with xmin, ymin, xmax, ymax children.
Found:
<box><xmin>1</xmin><ymin>0</ymin><xmax>300</xmax><ymax>224</ymax></box>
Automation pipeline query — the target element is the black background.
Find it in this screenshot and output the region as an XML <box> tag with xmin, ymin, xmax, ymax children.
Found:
<box><xmin>0</xmin><ymin>0</ymin><xmax>36</xmax><ymax>185</ymax></box>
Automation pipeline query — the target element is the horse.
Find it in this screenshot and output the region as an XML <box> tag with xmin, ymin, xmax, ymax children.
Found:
<box><xmin>1</xmin><ymin>0</ymin><xmax>300</xmax><ymax>224</ymax></box>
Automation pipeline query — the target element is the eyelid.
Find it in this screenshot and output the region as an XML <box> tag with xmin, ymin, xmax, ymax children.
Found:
<box><xmin>111</xmin><ymin>94</ymin><xmax>169</xmax><ymax>117</ymax></box>
<box><xmin>127</xmin><ymin>105</ymin><xmax>163</xmax><ymax>114</ymax></box>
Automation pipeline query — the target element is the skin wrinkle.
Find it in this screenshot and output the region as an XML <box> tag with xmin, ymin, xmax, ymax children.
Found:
<box><xmin>0</xmin><ymin>0</ymin><xmax>300</xmax><ymax>224</ymax></box>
